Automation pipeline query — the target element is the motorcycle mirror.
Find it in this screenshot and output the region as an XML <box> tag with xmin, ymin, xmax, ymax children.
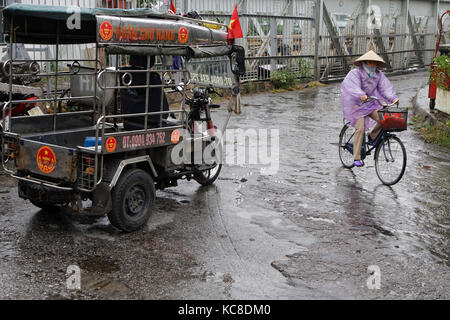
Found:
<box><xmin>176</xmin><ymin>82</ymin><xmax>185</xmax><ymax>92</ymax></box>
<box><xmin>163</xmin><ymin>72</ymin><xmax>172</xmax><ymax>85</ymax></box>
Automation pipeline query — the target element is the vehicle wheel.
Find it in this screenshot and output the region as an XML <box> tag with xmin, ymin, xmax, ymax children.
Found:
<box><xmin>338</xmin><ymin>124</ymin><xmax>355</xmax><ymax>168</ymax></box>
<box><xmin>108</xmin><ymin>168</ymin><xmax>155</xmax><ymax>232</ymax></box>
<box><xmin>194</xmin><ymin>164</ymin><xmax>222</xmax><ymax>186</ymax></box>
<box><xmin>193</xmin><ymin>136</ymin><xmax>222</xmax><ymax>186</ymax></box>
<box><xmin>0</xmin><ymin>125</ymin><xmax>4</xmax><ymax>162</ymax></box>
<box><xmin>375</xmin><ymin>135</ymin><xmax>407</xmax><ymax>186</ymax></box>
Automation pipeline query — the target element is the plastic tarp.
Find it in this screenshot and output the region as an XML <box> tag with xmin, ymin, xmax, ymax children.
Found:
<box><xmin>340</xmin><ymin>66</ymin><xmax>398</xmax><ymax>130</ymax></box>
<box><xmin>3</xmin><ymin>4</ymin><xmax>99</xmax><ymax>44</ymax></box>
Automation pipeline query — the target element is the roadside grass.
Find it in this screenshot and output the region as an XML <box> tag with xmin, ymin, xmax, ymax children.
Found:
<box><xmin>304</xmin><ymin>81</ymin><xmax>327</xmax><ymax>89</ymax></box>
<box><xmin>410</xmin><ymin>115</ymin><xmax>450</xmax><ymax>148</ymax></box>
<box><xmin>269</xmin><ymin>59</ymin><xmax>316</xmax><ymax>91</ymax></box>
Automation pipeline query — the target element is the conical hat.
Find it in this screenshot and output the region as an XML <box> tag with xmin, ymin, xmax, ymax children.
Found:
<box><xmin>354</xmin><ymin>50</ymin><xmax>386</xmax><ymax>68</ymax></box>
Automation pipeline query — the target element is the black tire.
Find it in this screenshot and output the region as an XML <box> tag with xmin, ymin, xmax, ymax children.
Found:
<box><xmin>194</xmin><ymin>164</ymin><xmax>222</xmax><ymax>186</ymax></box>
<box><xmin>338</xmin><ymin>124</ymin><xmax>355</xmax><ymax>169</ymax></box>
<box><xmin>108</xmin><ymin>168</ymin><xmax>155</xmax><ymax>232</ymax></box>
<box><xmin>375</xmin><ymin>135</ymin><xmax>407</xmax><ymax>186</ymax></box>
<box><xmin>193</xmin><ymin>136</ymin><xmax>222</xmax><ymax>186</ymax></box>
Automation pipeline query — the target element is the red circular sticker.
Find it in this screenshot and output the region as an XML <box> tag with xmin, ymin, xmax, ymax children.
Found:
<box><xmin>99</xmin><ymin>21</ymin><xmax>114</xmax><ymax>41</ymax></box>
<box><xmin>178</xmin><ymin>27</ymin><xmax>189</xmax><ymax>44</ymax></box>
<box><xmin>36</xmin><ymin>146</ymin><xmax>56</xmax><ymax>174</ymax></box>
<box><xmin>171</xmin><ymin>130</ymin><xmax>180</xmax><ymax>144</ymax></box>
<box><xmin>105</xmin><ymin>137</ymin><xmax>117</xmax><ymax>153</ymax></box>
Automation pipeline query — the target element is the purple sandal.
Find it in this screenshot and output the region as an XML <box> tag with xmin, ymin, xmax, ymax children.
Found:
<box><xmin>354</xmin><ymin>160</ymin><xmax>364</xmax><ymax>167</ymax></box>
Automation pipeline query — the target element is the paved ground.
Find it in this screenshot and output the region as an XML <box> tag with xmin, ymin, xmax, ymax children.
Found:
<box><xmin>0</xmin><ymin>71</ymin><xmax>448</xmax><ymax>299</ymax></box>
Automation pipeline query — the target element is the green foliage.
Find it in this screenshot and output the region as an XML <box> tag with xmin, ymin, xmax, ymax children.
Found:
<box><xmin>270</xmin><ymin>68</ymin><xmax>298</xmax><ymax>89</ymax></box>
<box><xmin>270</xmin><ymin>60</ymin><xmax>313</xmax><ymax>89</ymax></box>
<box><xmin>298</xmin><ymin>58</ymin><xmax>313</xmax><ymax>79</ymax></box>
<box><xmin>411</xmin><ymin>116</ymin><xmax>450</xmax><ymax>148</ymax></box>
<box><xmin>430</xmin><ymin>54</ymin><xmax>450</xmax><ymax>91</ymax></box>
<box><xmin>247</xmin><ymin>81</ymin><xmax>255</xmax><ymax>93</ymax></box>
<box><xmin>306</xmin><ymin>81</ymin><xmax>326</xmax><ymax>88</ymax></box>
<box><xmin>136</xmin><ymin>0</ymin><xmax>156</xmax><ymax>8</ymax></box>
<box><xmin>277</xmin><ymin>24</ymin><xmax>283</xmax><ymax>35</ymax></box>
<box><xmin>420</xmin><ymin>123</ymin><xmax>450</xmax><ymax>148</ymax></box>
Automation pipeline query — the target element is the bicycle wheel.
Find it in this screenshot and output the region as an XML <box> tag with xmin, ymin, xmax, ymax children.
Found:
<box><xmin>338</xmin><ymin>124</ymin><xmax>355</xmax><ymax>168</ymax></box>
<box><xmin>375</xmin><ymin>135</ymin><xmax>406</xmax><ymax>186</ymax></box>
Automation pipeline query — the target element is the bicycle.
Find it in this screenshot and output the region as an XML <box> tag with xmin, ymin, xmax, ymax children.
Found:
<box><xmin>338</xmin><ymin>97</ymin><xmax>408</xmax><ymax>186</ymax></box>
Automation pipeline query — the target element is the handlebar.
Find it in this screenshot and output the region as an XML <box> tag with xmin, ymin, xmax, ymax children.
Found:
<box><xmin>206</xmin><ymin>84</ymin><xmax>223</xmax><ymax>97</ymax></box>
<box><xmin>364</xmin><ymin>96</ymin><xmax>399</xmax><ymax>109</ymax></box>
<box><xmin>192</xmin><ymin>84</ymin><xmax>223</xmax><ymax>98</ymax></box>
<box><xmin>170</xmin><ymin>83</ymin><xmax>223</xmax><ymax>98</ymax></box>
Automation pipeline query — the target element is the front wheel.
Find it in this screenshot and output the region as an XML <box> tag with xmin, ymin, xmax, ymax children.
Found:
<box><xmin>375</xmin><ymin>135</ymin><xmax>407</xmax><ymax>186</ymax></box>
<box><xmin>194</xmin><ymin>164</ymin><xmax>222</xmax><ymax>186</ymax></box>
<box><xmin>108</xmin><ymin>168</ymin><xmax>155</xmax><ymax>232</ymax></box>
<box><xmin>338</xmin><ymin>124</ymin><xmax>355</xmax><ymax>168</ymax></box>
<box><xmin>193</xmin><ymin>126</ymin><xmax>223</xmax><ymax>186</ymax></box>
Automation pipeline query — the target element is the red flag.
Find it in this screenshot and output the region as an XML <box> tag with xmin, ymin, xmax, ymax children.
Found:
<box><xmin>228</xmin><ymin>4</ymin><xmax>243</xmax><ymax>40</ymax></box>
<box><xmin>170</xmin><ymin>1</ymin><xmax>176</xmax><ymax>14</ymax></box>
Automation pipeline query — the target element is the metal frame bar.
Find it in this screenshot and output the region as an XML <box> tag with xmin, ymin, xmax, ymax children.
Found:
<box><xmin>407</xmin><ymin>10</ymin><xmax>425</xmax><ymax>67</ymax></box>
<box><xmin>200</xmin><ymin>13</ymin><xmax>314</xmax><ymax>21</ymax></box>
<box><xmin>321</xmin><ymin>2</ymin><xmax>350</xmax><ymax>77</ymax></box>
<box><xmin>12</xmin><ymin>174</ymin><xmax>73</xmax><ymax>191</ymax></box>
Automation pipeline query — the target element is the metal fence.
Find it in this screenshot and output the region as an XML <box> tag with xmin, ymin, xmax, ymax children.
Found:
<box><xmin>0</xmin><ymin>0</ymin><xmax>448</xmax><ymax>84</ymax></box>
<box><xmin>189</xmin><ymin>0</ymin><xmax>317</xmax><ymax>82</ymax></box>
<box><xmin>317</xmin><ymin>1</ymin><xmax>445</xmax><ymax>81</ymax></box>
<box><xmin>181</xmin><ymin>0</ymin><xmax>446</xmax><ymax>82</ymax></box>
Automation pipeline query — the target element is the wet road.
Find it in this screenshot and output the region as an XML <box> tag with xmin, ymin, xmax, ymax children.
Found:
<box><xmin>0</xmin><ymin>71</ymin><xmax>448</xmax><ymax>299</ymax></box>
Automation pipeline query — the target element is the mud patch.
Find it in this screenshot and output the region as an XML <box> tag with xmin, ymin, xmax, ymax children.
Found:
<box><xmin>80</xmin><ymin>255</ymin><xmax>120</xmax><ymax>274</ymax></box>
<box><xmin>82</xmin><ymin>272</ymin><xmax>133</xmax><ymax>298</ymax></box>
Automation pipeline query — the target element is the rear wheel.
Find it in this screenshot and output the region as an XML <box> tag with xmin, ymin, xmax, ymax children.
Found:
<box><xmin>108</xmin><ymin>169</ymin><xmax>155</xmax><ymax>232</ymax></box>
<box><xmin>338</xmin><ymin>124</ymin><xmax>355</xmax><ymax>168</ymax></box>
<box><xmin>375</xmin><ymin>135</ymin><xmax>407</xmax><ymax>186</ymax></box>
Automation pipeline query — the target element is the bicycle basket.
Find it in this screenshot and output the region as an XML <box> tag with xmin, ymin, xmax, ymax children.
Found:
<box><xmin>378</xmin><ymin>108</ymin><xmax>408</xmax><ymax>132</ymax></box>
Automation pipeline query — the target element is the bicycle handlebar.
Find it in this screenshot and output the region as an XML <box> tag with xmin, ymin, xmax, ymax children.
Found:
<box><xmin>364</xmin><ymin>96</ymin><xmax>399</xmax><ymax>109</ymax></box>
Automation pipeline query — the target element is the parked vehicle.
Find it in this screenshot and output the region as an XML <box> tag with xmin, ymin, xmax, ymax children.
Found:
<box><xmin>1</xmin><ymin>3</ymin><xmax>245</xmax><ymax>232</ymax></box>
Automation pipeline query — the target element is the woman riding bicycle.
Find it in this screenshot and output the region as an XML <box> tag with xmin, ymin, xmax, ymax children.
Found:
<box><xmin>340</xmin><ymin>50</ymin><xmax>399</xmax><ymax>167</ymax></box>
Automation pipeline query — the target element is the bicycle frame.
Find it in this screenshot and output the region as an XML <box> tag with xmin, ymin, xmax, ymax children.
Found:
<box><xmin>343</xmin><ymin>123</ymin><xmax>396</xmax><ymax>161</ymax></box>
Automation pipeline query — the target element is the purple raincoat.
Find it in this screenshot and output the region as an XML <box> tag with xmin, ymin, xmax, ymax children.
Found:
<box><xmin>340</xmin><ymin>66</ymin><xmax>398</xmax><ymax>130</ymax></box>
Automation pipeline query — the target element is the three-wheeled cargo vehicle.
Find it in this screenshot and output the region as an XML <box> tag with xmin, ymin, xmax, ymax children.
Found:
<box><xmin>1</xmin><ymin>3</ymin><xmax>245</xmax><ymax>232</ymax></box>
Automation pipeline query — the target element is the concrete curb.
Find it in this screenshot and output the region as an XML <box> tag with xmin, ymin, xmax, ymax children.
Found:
<box><xmin>412</xmin><ymin>85</ymin><xmax>437</xmax><ymax>125</ymax></box>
